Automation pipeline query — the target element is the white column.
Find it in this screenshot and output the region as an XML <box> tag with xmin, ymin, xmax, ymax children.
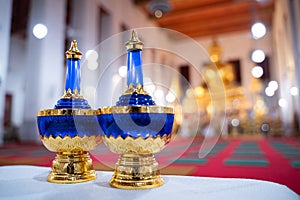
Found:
<box><xmin>21</xmin><ymin>0</ymin><xmax>66</xmax><ymax>142</ymax></box>
<box><xmin>273</xmin><ymin>0</ymin><xmax>296</xmax><ymax>135</ymax></box>
<box><xmin>0</xmin><ymin>0</ymin><xmax>13</xmax><ymax>145</ymax></box>
<box><xmin>290</xmin><ymin>0</ymin><xmax>300</xmax><ymax>132</ymax></box>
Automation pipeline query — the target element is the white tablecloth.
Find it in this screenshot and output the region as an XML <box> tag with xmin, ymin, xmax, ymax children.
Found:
<box><xmin>0</xmin><ymin>165</ymin><xmax>299</xmax><ymax>200</ymax></box>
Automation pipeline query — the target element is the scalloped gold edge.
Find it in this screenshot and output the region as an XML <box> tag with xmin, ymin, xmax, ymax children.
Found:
<box><xmin>37</xmin><ymin>109</ymin><xmax>100</xmax><ymax>116</ymax></box>
<box><xmin>40</xmin><ymin>135</ymin><xmax>102</xmax><ymax>152</ymax></box>
<box><xmin>102</xmin><ymin>134</ymin><xmax>171</xmax><ymax>154</ymax></box>
<box><xmin>98</xmin><ymin>106</ymin><xmax>174</xmax><ymax>114</ymax></box>
<box><xmin>123</xmin><ymin>83</ymin><xmax>148</xmax><ymax>95</ymax></box>
<box><xmin>61</xmin><ymin>88</ymin><xmax>85</xmax><ymax>99</ymax></box>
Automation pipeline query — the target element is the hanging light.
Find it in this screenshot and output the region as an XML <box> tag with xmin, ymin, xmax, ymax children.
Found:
<box><xmin>278</xmin><ymin>98</ymin><xmax>287</xmax><ymax>108</ymax></box>
<box><xmin>251</xmin><ymin>66</ymin><xmax>264</xmax><ymax>78</ymax></box>
<box><xmin>87</xmin><ymin>61</ymin><xmax>98</xmax><ymax>70</ymax></box>
<box><xmin>290</xmin><ymin>86</ymin><xmax>299</xmax><ymax>96</ymax></box>
<box><xmin>144</xmin><ymin>77</ymin><xmax>156</xmax><ymax>94</ymax></box>
<box><xmin>251</xmin><ymin>22</ymin><xmax>267</xmax><ymax>39</ymax></box>
<box><xmin>112</xmin><ymin>74</ymin><xmax>121</xmax><ymax>84</ymax></box>
<box><xmin>154</xmin><ymin>89</ymin><xmax>164</xmax><ymax>99</ymax></box>
<box><xmin>32</xmin><ymin>23</ymin><xmax>48</xmax><ymax>39</ymax></box>
<box><xmin>166</xmin><ymin>92</ymin><xmax>176</xmax><ymax>103</ymax></box>
<box><xmin>85</xmin><ymin>50</ymin><xmax>99</xmax><ymax>70</ymax></box>
<box><xmin>268</xmin><ymin>81</ymin><xmax>278</xmax><ymax>91</ymax></box>
<box><xmin>251</xmin><ymin>49</ymin><xmax>265</xmax><ymax>63</ymax></box>
<box><xmin>231</xmin><ymin>118</ymin><xmax>240</xmax><ymax>127</ymax></box>
<box><xmin>148</xmin><ymin>0</ymin><xmax>172</xmax><ymax>18</ymax></box>
<box><xmin>265</xmin><ymin>87</ymin><xmax>274</xmax><ymax>97</ymax></box>
<box><xmin>118</xmin><ymin>66</ymin><xmax>127</xmax><ymax>78</ymax></box>
<box><xmin>85</xmin><ymin>50</ymin><xmax>98</xmax><ymax>61</ymax></box>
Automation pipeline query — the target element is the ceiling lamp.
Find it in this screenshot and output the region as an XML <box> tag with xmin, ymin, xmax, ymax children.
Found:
<box><xmin>251</xmin><ymin>22</ymin><xmax>267</xmax><ymax>39</ymax></box>
<box><xmin>118</xmin><ymin>66</ymin><xmax>127</xmax><ymax>78</ymax></box>
<box><xmin>278</xmin><ymin>98</ymin><xmax>287</xmax><ymax>108</ymax></box>
<box><xmin>251</xmin><ymin>66</ymin><xmax>264</xmax><ymax>78</ymax></box>
<box><xmin>251</xmin><ymin>49</ymin><xmax>265</xmax><ymax>63</ymax></box>
<box><xmin>85</xmin><ymin>50</ymin><xmax>99</xmax><ymax>70</ymax></box>
<box><xmin>32</xmin><ymin>23</ymin><xmax>48</xmax><ymax>39</ymax></box>
<box><xmin>148</xmin><ymin>0</ymin><xmax>172</xmax><ymax>18</ymax></box>
<box><xmin>265</xmin><ymin>87</ymin><xmax>274</xmax><ymax>97</ymax></box>
<box><xmin>290</xmin><ymin>86</ymin><xmax>298</xmax><ymax>96</ymax></box>
<box><xmin>166</xmin><ymin>92</ymin><xmax>176</xmax><ymax>103</ymax></box>
<box><xmin>154</xmin><ymin>89</ymin><xmax>164</xmax><ymax>99</ymax></box>
<box><xmin>268</xmin><ymin>80</ymin><xmax>278</xmax><ymax>91</ymax></box>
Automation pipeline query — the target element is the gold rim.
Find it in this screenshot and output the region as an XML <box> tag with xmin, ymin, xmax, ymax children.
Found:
<box><xmin>98</xmin><ymin>106</ymin><xmax>174</xmax><ymax>114</ymax></box>
<box><xmin>37</xmin><ymin>109</ymin><xmax>99</xmax><ymax>116</ymax></box>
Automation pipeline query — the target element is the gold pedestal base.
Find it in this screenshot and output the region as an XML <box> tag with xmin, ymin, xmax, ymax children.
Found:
<box><xmin>48</xmin><ymin>152</ymin><xmax>96</xmax><ymax>183</ymax></box>
<box><xmin>110</xmin><ymin>153</ymin><xmax>164</xmax><ymax>189</ymax></box>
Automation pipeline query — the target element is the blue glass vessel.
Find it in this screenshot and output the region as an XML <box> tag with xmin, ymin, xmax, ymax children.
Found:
<box><xmin>116</xmin><ymin>38</ymin><xmax>155</xmax><ymax>106</ymax></box>
<box><xmin>55</xmin><ymin>44</ymin><xmax>90</xmax><ymax>109</ymax></box>
<box><xmin>37</xmin><ymin>40</ymin><xmax>101</xmax><ymax>183</ymax></box>
<box><xmin>98</xmin><ymin>30</ymin><xmax>174</xmax><ymax>189</ymax></box>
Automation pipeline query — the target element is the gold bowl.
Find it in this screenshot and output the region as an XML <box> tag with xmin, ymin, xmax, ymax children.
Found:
<box><xmin>37</xmin><ymin>108</ymin><xmax>102</xmax><ymax>183</ymax></box>
<box><xmin>98</xmin><ymin>106</ymin><xmax>174</xmax><ymax>189</ymax></box>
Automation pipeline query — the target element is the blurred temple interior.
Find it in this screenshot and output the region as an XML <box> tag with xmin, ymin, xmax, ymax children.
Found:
<box><xmin>0</xmin><ymin>0</ymin><xmax>300</xmax><ymax>195</ymax></box>
<box><xmin>1</xmin><ymin>0</ymin><xmax>299</xmax><ymax>142</ymax></box>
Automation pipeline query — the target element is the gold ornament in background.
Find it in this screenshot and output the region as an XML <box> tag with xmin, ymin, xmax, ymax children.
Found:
<box><xmin>197</xmin><ymin>39</ymin><xmax>251</xmax><ymax>136</ymax></box>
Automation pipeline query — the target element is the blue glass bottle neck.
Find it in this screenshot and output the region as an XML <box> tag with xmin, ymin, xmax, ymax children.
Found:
<box><xmin>65</xmin><ymin>58</ymin><xmax>81</xmax><ymax>93</ymax></box>
<box><xmin>115</xmin><ymin>49</ymin><xmax>156</xmax><ymax>106</ymax></box>
<box><xmin>127</xmin><ymin>50</ymin><xmax>143</xmax><ymax>87</ymax></box>
<box><xmin>55</xmin><ymin>58</ymin><xmax>91</xmax><ymax>109</ymax></box>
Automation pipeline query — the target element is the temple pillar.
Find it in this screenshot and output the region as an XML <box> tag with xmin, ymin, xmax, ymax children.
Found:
<box><xmin>0</xmin><ymin>0</ymin><xmax>13</xmax><ymax>145</ymax></box>
<box><xmin>21</xmin><ymin>0</ymin><xmax>66</xmax><ymax>142</ymax></box>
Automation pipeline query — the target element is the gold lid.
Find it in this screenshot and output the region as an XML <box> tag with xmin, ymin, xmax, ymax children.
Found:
<box><xmin>98</xmin><ymin>106</ymin><xmax>174</xmax><ymax>114</ymax></box>
<box><xmin>125</xmin><ymin>30</ymin><xmax>144</xmax><ymax>51</ymax></box>
<box><xmin>65</xmin><ymin>40</ymin><xmax>82</xmax><ymax>59</ymax></box>
<box><xmin>123</xmin><ymin>83</ymin><xmax>148</xmax><ymax>95</ymax></box>
<box><xmin>37</xmin><ymin>109</ymin><xmax>99</xmax><ymax>116</ymax></box>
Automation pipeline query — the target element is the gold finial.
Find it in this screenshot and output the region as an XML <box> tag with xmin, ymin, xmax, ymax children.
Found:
<box><xmin>209</xmin><ymin>39</ymin><xmax>222</xmax><ymax>63</ymax></box>
<box><xmin>123</xmin><ymin>83</ymin><xmax>148</xmax><ymax>95</ymax></box>
<box><xmin>65</xmin><ymin>40</ymin><xmax>83</xmax><ymax>59</ymax></box>
<box><xmin>125</xmin><ymin>30</ymin><xmax>144</xmax><ymax>51</ymax></box>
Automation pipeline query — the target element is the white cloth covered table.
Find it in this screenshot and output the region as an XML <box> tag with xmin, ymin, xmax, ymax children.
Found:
<box><xmin>0</xmin><ymin>165</ymin><xmax>299</xmax><ymax>200</ymax></box>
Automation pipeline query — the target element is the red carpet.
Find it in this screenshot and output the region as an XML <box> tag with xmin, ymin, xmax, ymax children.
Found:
<box><xmin>0</xmin><ymin>136</ymin><xmax>299</xmax><ymax>194</ymax></box>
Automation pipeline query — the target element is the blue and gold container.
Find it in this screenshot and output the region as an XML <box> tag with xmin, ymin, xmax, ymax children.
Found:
<box><xmin>37</xmin><ymin>41</ymin><xmax>102</xmax><ymax>183</ymax></box>
<box><xmin>98</xmin><ymin>31</ymin><xmax>174</xmax><ymax>189</ymax></box>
